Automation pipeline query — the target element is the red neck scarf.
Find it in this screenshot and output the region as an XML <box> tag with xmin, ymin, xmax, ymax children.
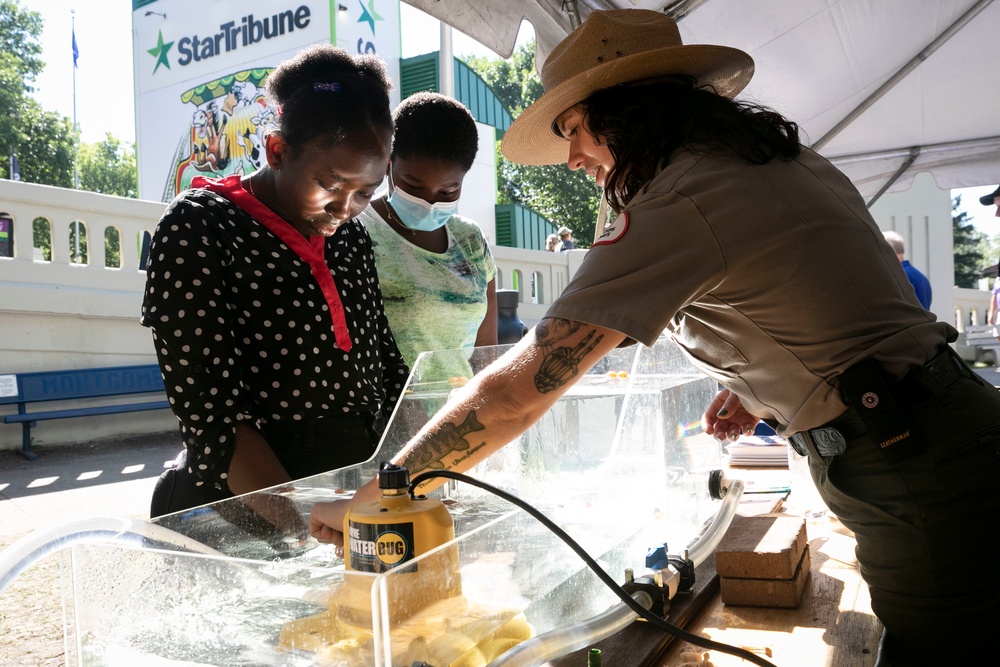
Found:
<box><xmin>192</xmin><ymin>175</ymin><xmax>353</xmax><ymax>353</ymax></box>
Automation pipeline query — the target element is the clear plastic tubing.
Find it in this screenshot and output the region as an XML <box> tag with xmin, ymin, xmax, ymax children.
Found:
<box><xmin>0</xmin><ymin>516</ymin><xmax>222</xmax><ymax>595</ymax></box>
<box><xmin>687</xmin><ymin>477</ymin><xmax>745</xmax><ymax>567</ymax></box>
<box><xmin>490</xmin><ymin>477</ymin><xmax>744</xmax><ymax>667</ymax></box>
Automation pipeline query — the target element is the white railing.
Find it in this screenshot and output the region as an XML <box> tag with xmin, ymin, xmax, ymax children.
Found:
<box><xmin>0</xmin><ymin>180</ymin><xmax>574</xmax><ymax>372</ymax></box>
<box><xmin>953</xmin><ymin>286</ymin><xmax>992</xmax><ymax>331</ymax></box>
<box><xmin>0</xmin><ymin>180</ymin><xmax>577</xmax><ymax>448</ymax></box>
<box><xmin>492</xmin><ymin>246</ymin><xmax>583</xmax><ymax>323</ymax></box>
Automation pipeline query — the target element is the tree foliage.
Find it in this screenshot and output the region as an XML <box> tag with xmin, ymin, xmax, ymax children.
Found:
<box><xmin>1</xmin><ymin>0</ymin><xmax>76</xmax><ymax>185</ymax></box>
<box><xmin>14</xmin><ymin>99</ymin><xmax>75</xmax><ymax>186</ymax></box>
<box><xmin>0</xmin><ymin>0</ymin><xmax>43</xmax><ymax>87</ymax></box>
<box><xmin>953</xmin><ymin>194</ymin><xmax>987</xmax><ymax>288</ymax></box>
<box><xmin>2</xmin><ymin>1</ymin><xmax>136</xmax><ymax>267</ymax></box>
<box><xmin>79</xmin><ymin>133</ymin><xmax>138</xmax><ymax>198</ymax></box>
<box><xmin>0</xmin><ymin>50</ymin><xmax>25</xmax><ymax>160</ymax></box>
<box><xmin>464</xmin><ymin>43</ymin><xmax>601</xmax><ymax>247</ymax></box>
<box><xmin>2</xmin><ymin>0</ymin><xmax>136</xmax><ymax>209</ymax></box>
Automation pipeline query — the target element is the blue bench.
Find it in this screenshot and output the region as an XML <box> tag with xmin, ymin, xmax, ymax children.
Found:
<box><xmin>0</xmin><ymin>364</ymin><xmax>170</xmax><ymax>461</ymax></box>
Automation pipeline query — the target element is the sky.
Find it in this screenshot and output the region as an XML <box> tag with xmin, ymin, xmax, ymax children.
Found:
<box><xmin>18</xmin><ymin>0</ymin><xmax>1000</xmax><ymax>237</ymax></box>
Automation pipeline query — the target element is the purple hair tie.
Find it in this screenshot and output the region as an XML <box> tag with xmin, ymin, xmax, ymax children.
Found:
<box><xmin>313</xmin><ymin>82</ymin><xmax>342</xmax><ymax>92</ymax></box>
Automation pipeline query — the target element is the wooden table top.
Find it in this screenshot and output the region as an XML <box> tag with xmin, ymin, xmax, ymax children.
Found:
<box><xmin>655</xmin><ymin>518</ymin><xmax>881</xmax><ymax>667</ymax></box>
<box><xmin>656</xmin><ymin>464</ymin><xmax>882</xmax><ymax>667</ymax></box>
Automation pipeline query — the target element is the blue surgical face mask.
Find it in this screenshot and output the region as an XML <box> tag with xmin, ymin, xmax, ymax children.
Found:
<box><xmin>386</xmin><ymin>168</ymin><xmax>459</xmax><ymax>232</ymax></box>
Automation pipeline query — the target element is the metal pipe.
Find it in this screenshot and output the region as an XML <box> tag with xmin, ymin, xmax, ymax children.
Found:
<box><xmin>828</xmin><ymin>134</ymin><xmax>1000</xmax><ymax>165</ymax></box>
<box><xmin>439</xmin><ymin>21</ymin><xmax>455</xmax><ymax>98</ymax></box>
<box><xmin>865</xmin><ymin>147</ymin><xmax>920</xmax><ymax>209</ymax></box>
<box><xmin>562</xmin><ymin>0</ymin><xmax>582</xmax><ymax>29</ymax></box>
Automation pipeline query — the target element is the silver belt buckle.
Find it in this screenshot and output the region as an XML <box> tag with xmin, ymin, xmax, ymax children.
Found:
<box><xmin>810</xmin><ymin>427</ymin><xmax>847</xmax><ymax>456</ymax></box>
<box><xmin>790</xmin><ymin>427</ymin><xmax>847</xmax><ymax>457</ymax></box>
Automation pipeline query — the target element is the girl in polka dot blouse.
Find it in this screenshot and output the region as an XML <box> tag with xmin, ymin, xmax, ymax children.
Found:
<box><xmin>141</xmin><ymin>45</ymin><xmax>408</xmax><ymax>518</ymax></box>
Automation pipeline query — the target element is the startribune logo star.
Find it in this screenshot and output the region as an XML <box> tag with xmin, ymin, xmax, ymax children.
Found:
<box><xmin>358</xmin><ymin>0</ymin><xmax>384</xmax><ymax>35</ymax></box>
<box><xmin>147</xmin><ymin>30</ymin><xmax>174</xmax><ymax>74</ymax></box>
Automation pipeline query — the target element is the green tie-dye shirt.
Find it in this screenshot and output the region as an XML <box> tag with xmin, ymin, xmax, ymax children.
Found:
<box><xmin>359</xmin><ymin>206</ymin><xmax>496</xmax><ymax>381</ymax></box>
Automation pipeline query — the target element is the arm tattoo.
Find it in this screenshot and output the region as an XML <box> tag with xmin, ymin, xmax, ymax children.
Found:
<box><xmin>404</xmin><ymin>411</ymin><xmax>486</xmax><ymax>473</ymax></box>
<box><xmin>535</xmin><ymin>318</ymin><xmax>582</xmax><ymax>350</ymax></box>
<box><xmin>534</xmin><ymin>329</ymin><xmax>603</xmax><ymax>393</ymax></box>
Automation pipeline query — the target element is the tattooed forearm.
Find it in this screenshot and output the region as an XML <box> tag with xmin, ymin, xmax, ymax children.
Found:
<box><xmin>451</xmin><ymin>442</ymin><xmax>487</xmax><ymax>468</ymax></box>
<box><xmin>535</xmin><ymin>318</ymin><xmax>582</xmax><ymax>349</ymax></box>
<box><xmin>403</xmin><ymin>411</ymin><xmax>486</xmax><ymax>473</ymax></box>
<box><xmin>534</xmin><ymin>329</ymin><xmax>603</xmax><ymax>393</ymax></box>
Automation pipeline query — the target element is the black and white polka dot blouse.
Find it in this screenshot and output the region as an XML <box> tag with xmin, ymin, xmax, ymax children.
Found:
<box><xmin>140</xmin><ymin>175</ymin><xmax>408</xmax><ymax>490</ymax></box>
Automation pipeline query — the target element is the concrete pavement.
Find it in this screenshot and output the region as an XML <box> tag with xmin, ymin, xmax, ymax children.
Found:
<box><xmin>0</xmin><ymin>432</ymin><xmax>180</xmax><ymax>538</ymax></box>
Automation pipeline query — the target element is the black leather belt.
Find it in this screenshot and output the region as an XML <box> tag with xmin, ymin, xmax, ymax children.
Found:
<box><xmin>890</xmin><ymin>346</ymin><xmax>968</xmax><ymax>404</ymax></box>
<box><xmin>789</xmin><ymin>347</ymin><xmax>970</xmax><ymax>457</ymax></box>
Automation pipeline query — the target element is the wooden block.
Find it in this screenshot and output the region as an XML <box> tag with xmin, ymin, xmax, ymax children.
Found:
<box><xmin>715</xmin><ymin>515</ymin><xmax>807</xmax><ymax>580</ymax></box>
<box><xmin>720</xmin><ymin>545</ymin><xmax>811</xmax><ymax>608</ymax></box>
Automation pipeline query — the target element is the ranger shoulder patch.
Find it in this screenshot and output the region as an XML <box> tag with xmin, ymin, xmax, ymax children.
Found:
<box><xmin>593</xmin><ymin>211</ymin><xmax>629</xmax><ymax>247</ymax></box>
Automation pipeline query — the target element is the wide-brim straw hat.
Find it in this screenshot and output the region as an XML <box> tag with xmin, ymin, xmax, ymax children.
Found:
<box><xmin>501</xmin><ymin>9</ymin><xmax>755</xmax><ymax>166</ymax></box>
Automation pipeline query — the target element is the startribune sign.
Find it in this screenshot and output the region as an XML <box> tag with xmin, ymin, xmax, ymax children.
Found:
<box><xmin>147</xmin><ymin>5</ymin><xmax>312</xmax><ymax>73</ymax></box>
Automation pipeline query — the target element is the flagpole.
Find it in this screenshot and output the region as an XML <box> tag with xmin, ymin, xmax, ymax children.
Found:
<box><xmin>72</xmin><ymin>10</ymin><xmax>79</xmax><ymax>191</ymax></box>
<box><xmin>72</xmin><ymin>10</ymin><xmax>80</xmax><ymax>262</ymax></box>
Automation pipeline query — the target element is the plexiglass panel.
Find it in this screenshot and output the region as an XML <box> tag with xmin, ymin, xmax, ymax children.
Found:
<box><xmin>64</xmin><ymin>336</ymin><xmax>725</xmax><ymax>666</ymax></box>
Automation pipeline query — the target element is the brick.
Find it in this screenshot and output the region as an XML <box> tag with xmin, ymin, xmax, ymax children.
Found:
<box><xmin>720</xmin><ymin>545</ymin><xmax>811</xmax><ymax>608</ymax></box>
<box><xmin>715</xmin><ymin>515</ymin><xmax>807</xmax><ymax>580</ymax></box>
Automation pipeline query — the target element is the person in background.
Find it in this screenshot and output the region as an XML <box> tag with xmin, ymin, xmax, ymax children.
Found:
<box><xmin>311</xmin><ymin>10</ymin><xmax>1000</xmax><ymax>665</ymax></box>
<box><xmin>882</xmin><ymin>230</ymin><xmax>931</xmax><ymax>309</ymax></box>
<box><xmin>545</xmin><ymin>233</ymin><xmax>560</xmax><ymax>251</ymax></box>
<box><xmin>980</xmin><ymin>187</ymin><xmax>1000</xmax><ymax>343</ymax></box>
<box><xmin>980</xmin><ymin>183</ymin><xmax>1000</xmax><ymax>216</ymax></box>
<box><xmin>360</xmin><ymin>91</ymin><xmax>497</xmax><ymax>372</ymax></box>
<box><xmin>142</xmin><ymin>45</ymin><xmax>408</xmax><ymax>518</ymax></box>
<box><xmin>987</xmin><ymin>262</ymin><xmax>1000</xmax><ymax>345</ymax></box>
<box><xmin>554</xmin><ymin>225</ymin><xmax>575</xmax><ymax>251</ymax></box>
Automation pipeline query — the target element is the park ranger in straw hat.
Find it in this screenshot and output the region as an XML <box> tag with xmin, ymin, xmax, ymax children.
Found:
<box><xmin>312</xmin><ymin>11</ymin><xmax>1000</xmax><ymax>665</ymax></box>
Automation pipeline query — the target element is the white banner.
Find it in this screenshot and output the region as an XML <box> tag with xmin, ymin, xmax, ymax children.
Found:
<box><xmin>133</xmin><ymin>0</ymin><xmax>401</xmax><ymax>201</ymax></box>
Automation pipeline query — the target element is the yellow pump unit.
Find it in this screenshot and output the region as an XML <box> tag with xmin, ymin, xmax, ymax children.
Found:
<box><xmin>278</xmin><ymin>463</ymin><xmax>534</xmax><ymax>666</ymax></box>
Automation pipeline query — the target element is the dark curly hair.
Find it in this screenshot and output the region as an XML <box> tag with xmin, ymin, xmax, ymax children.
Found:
<box><xmin>392</xmin><ymin>92</ymin><xmax>479</xmax><ymax>171</ymax></box>
<box><xmin>582</xmin><ymin>80</ymin><xmax>801</xmax><ymax>211</ymax></box>
<box><xmin>264</xmin><ymin>44</ymin><xmax>393</xmax><ymax>151</ymax></box>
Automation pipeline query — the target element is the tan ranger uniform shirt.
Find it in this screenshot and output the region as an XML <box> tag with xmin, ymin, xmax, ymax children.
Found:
<box><xmin>546</xmin><ymin>147</ymin><xmax>955</xmax><ymax>435</ymax></box>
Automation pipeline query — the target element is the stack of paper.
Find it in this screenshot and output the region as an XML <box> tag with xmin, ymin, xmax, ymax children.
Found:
<box><xmin>725</xmin><ymin>434</ymin><xmax>789</xmax><ymax>467</ymax></box>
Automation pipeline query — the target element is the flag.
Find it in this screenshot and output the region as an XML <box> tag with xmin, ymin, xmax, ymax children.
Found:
<box><xmin>72</xmin><ymin>28</ymin><xmax>79</xmax><ymax>68</ymax></box>
<box><xmin>9</xmin><ymin>155</ymin><xmax>20</xmax><ymax>181</ymax></box>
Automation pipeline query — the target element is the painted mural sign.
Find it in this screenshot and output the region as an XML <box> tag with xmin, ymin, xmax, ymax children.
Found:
<box><xmin>132</xmin><ymin>0</ymin><xmax>401</xmax><ymax>201</ymax></box>
<box><xmin>168</xmin><ymin>68</ymin><xmax>274</xmax><ymax>196</ymax></box>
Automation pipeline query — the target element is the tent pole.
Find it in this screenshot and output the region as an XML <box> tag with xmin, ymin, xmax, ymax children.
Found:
<box><xmin>563</xmin><ymin>0</ymin><xmax>582</xmax><ymax>28</ymax></box>
<box><xmin>865</xmin><ymin>147</ymin><xmax>920</xmax><ymax>209</ymax></box>
<box><xmin>829</xmin><ymin>135</ymin><xmax>1000</xmax><ymax>165</ymax></box>
<box><xmin>811</xmin><ymin>0</ymin><xmax>995</xmax><ymax>152</ymax></box>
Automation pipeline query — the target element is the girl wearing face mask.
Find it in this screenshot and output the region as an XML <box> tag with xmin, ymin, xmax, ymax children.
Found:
<box><xmin>361</xmin><ymin>92</ymin><xmax>498</xmax><ymax>375</ymax></box>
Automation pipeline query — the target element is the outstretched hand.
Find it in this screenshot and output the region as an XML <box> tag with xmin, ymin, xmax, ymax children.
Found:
<box><xmin>703</xmin><ymin>388</ymin><xmax>760</xmax><ymax>441</ymax></box>
<box><xmin>310</xmin><ymin>499</ymin><xmax>351</xmax><ymax>548</ymax></box>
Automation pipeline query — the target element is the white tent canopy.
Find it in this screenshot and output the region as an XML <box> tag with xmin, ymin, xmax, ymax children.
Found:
<box><xmin>404</xmin><ymin>0</ymin><xmax>1000</xmax><ymax>202</ymax></box>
